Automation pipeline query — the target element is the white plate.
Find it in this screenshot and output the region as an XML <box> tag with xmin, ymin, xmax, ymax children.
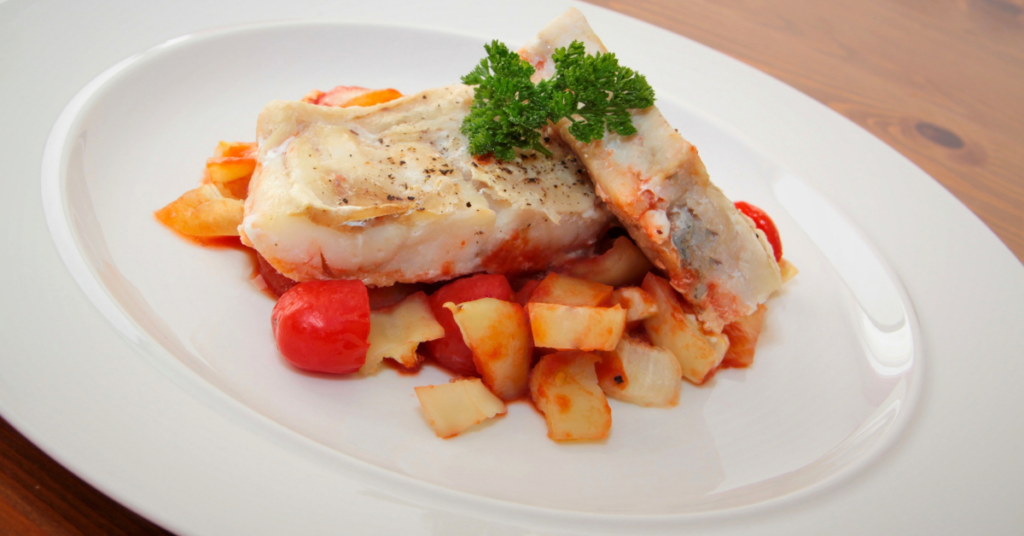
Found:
<box><xmin>5</xmin><ymin>1</ymin><xmax>1024</xmax><ymax>534</ymax></box>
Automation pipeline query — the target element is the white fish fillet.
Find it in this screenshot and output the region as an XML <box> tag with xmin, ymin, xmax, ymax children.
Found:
<box><xmin>519</xmin><ymin>9</ymin><xmax>782</xmax><ymax>331</ymax></box>
<box><xmin>240</xmin><ymin>84</ymin><xmax>613</xmax><ymax>286</ymax></box>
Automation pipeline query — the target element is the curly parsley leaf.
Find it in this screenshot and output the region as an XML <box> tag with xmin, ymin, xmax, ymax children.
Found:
<box><xmin>460</xmin><ymin>40</ymin><xmax>655</xmax><ymax>160</ymax></box>
<box><xmin>548</xmin><ymin>41</ymin><xmax>655</xmax><ymax>143</ymax></box>
<box><xmin>460</xmin><ymin>40</ymin><xmax>552</xmax><ymax>161</ymax></box>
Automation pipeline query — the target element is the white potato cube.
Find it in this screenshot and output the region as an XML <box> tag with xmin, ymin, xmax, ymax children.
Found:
<box><xmin>529</xmin><ymin>272</ymin><xmax>613</xmax><ymax>307</ymax></box>
<box><xmin>530</xmin><ymin>351</ymin><xmax>611</xmax><ymax>441</ymax></box>
<box><xmin>446</xmin><ymin>298</ymin><xmax>533</xmax><ymax>401</ymax></box>
<box><xmin>527</xmin><ymin>302</ymin><xmax>626</xmax><ymax>351</ymax></box>
<box><xmin>641</xmin><ymin>274</ymin><xmax>729</xmax><ymax>384</ymax></box>
<box><xmin>562</xmin><ymin>236</ymin><xmax>654</xmax><ymax>287</ymax></box>
<box><xmin>415</xmin><ymin>378</ymin><xmax>507</xmax><ymax>439</ymax></box>
<box><xmin>610</xmin><ymin>286</ymin><xmax>658</xmax><ymax>323</ymax></box>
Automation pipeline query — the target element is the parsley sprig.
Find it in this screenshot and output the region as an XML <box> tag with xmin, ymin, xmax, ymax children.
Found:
<box><xmin>460</xmin><ymin>40</ymin><xmax>655</xmax><ymax>162</ymax></box>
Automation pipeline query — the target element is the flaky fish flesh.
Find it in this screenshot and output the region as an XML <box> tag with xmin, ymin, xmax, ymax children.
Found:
<box><xmin>241</xmin><ymin>84</ymin><xmax>614</xmax><ymax>287</ymax></box>
<box><xmin>519</xmin><ymin>8</ymin><xmax>782</xmax><ymax>331</ymax></box>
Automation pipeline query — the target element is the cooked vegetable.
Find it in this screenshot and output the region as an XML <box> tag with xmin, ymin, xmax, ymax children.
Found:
<box><xmin>610</xmin><ymin>286</ymin><xmax>658</xmax><ymax>323</ymax></box>
<box><xmin>562</xmin><ymin>236</ymin><xmax>653</xmax><ymax>287</ymax></box>
<box><xmin>530</xmin><ymin>351</ymin><xmax>611</xmax><ymax>441</ymax></box>
<box><xmin>527</xmin><ymin>302</ymin><xmax>626</xmax><ymax>351</ymax></box>
<box><xmin>154</xmin><ymin>183</ymin><xmax>243</xmax><ymax>237</ymax></box>
<box><xmin>641</xmin><ymin>273</ymin><xmax>728</xmax><ymax>384</ymax></box>
<box><xmin>425</xmin><ymin>274</ymin><xmax>514</xmax><ymax>376</ymax></box>
<box><xmin>271</xmin><ymin>280</ymin><xmax>371</xmax><ymax>374</ymax></box>
<box><xmin>363</xmin><ymin>292</ymin><xmax>445</xmax><ymax>374</ymax></box>
<box><xmin>415</xmin><ymin>378</ymin><xmax>507</xmax><ymax>438</ymax></box>
<box><xmin>720</xmin><ymin>304</ymin><xmax>766</xmax><ymax>369</ymax></box>
<box><xmin>446</xmin><ymin>298</ymin><xmax>533</xmax><ymax>401</ymax></box>
<box><xmin>461</xmin><ymin>40</ymin><xmax>655</xmax><ymax>161</ymax></box>
<box><xmin>528</xmin><ymin>272</ymin><xmax>613</xmax><ymax>307</ymax></box>
<box><xmin>596</xmin><ymin>337</ymin><xmax>681</xmax><ymax>407</ymax></box>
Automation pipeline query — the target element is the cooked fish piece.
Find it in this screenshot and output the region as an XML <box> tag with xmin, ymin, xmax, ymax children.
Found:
<box><xmin>240</xmin><ymin>84</ymin><xmax>613</xmax><ymax>287</ymax></box>
<box><xmin>519</xmin><ymin>8</ymin><xmax>782</xmax><ymax>331</ymax></box>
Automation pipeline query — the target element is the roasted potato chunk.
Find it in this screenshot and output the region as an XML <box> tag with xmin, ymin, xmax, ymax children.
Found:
<box><xmin>154</xmin><ymin>183</ymin><xmax>243</xmax><ymax>237</ymax></box>
<box><xmin>527</xmin><ymin>303</ymin><xmax>626</xmax><ymax>351</ymax></box>
<box><xmin>641</xmin><ymin>274</ymin><xmax>728</xmax><ymax>384</ymax></box>
<box><xmin>446</xmin><ymin>298</ymin><xmax>533</xmax><ymax>401</ymax></box>
<box><xmin>530</xmin><ymin>351</ymin><xmax>611</xmax><ymax>441</ymax></box>
<box><xmin>415</xmin><ymin>378</ymin><xmax>506</xmax><ymax>439</ymax></box>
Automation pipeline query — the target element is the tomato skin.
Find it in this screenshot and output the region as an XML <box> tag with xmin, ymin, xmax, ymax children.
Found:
<box><xmin>425</xmin><ymin>274</ymin><xmax>514</xmax><ymax>376</ymax></box>
<box><xmin>735</xmin><ymin>201</ymin><xmax>783</xmax><ymax>262</ymax></box>
<box><xmin>257</xmin><ymin>252</ymin><xmax>298</xmax><ymax>297</ymax></box>
<box><xmin>271</xmin><ymin>280</ymin><xmax>370</xmax><ymax>374</ymax></box>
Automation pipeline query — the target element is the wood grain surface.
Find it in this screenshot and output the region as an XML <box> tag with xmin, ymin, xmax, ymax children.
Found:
<box><xmin>2</xmin><ymin>1</ymin><xmax>1022</xmax><ymax>534</ymax></box>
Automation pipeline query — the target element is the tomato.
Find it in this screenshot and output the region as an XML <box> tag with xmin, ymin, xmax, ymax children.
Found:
<box><xmin>734</xmin><ymin>201</ymin><xmax>782</xmax><ymax>262</ymax></box>
<box><xmin>257</xmin><ymin>252</ymin><xmax>298</xmax><ymax>297</ymax></box>
<box><xmin>271</xmin><ymin>280</ymin><xmax>371</xmax><ymax>374</ymax></box>
<box><xmin>425</xmin><ymin>274</ymin><xmax>514</xmax><ymax>376</ymax></box>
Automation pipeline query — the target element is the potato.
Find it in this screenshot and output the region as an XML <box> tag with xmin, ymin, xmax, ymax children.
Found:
<box><xmin>721</xmin><ymin>304</ymin><xmax>767</xmax><ymax>369</ymax></box>
<box><xmin>206</xmin><ymin>156</ymin><xmax>256</xmax><ymax>184</ymax></box>
<box><xmin>596</xmin><ymin>337</ymin><xmax>681</xmax><ymax>407</ymax></box>
<box><xmin>529</xmin><ymin>351</ymin><xmax>611</xmax><ymax>441</ymax></box>
<box><xmin>562</xmin><ymin>236</ymin><xmax>653</xmax><ymax>287</ymax></box>
<box><xmin>445</xmin><ymin>298</ymin><xmax>533</xmax><ymax>401</ymax></box>
<box><xmin>213</xmin><ymin>141</ymin><xmax>256</xmax><ymax>158</ymax></box>
<box><xmin>527</xmin><ymin>302</ymin><xmax>626</xmax><ymax>351</ymax></box>
<box><xmin>362</xmin><ymin>292</ymin><xmax>444</xmax><ymax>373</ymax></box>
<box><xmin>779</xmin><ymin>258</ymin><xmax>799</xmax><ymax>284</ymax></box>
<box><xmin>641</xmin><ymin>274</ymin><xmax>729</xmax><ymax>384</ymax></box>
<box><xmin>610</xmin><ymin>286</ymin><xmax>658</xmax><ymax>323</ymax></box>
<box><xmin>415</xmin><ymin>378</ymin><xmax>506</xmax><ymax>439</ymax></box>
<box><xmin>529</xmin><ymin>272</ymin><xmax>613</xmax><ymax>307</ymax></box>
<box><xmin>154</xmin><ymin>183</ymin><xmax>243</xmax><ymax>237</ymax></box>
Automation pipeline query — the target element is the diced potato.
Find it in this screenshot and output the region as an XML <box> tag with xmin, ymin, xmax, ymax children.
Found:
<box><xmin>596</xmin><ymin>338</ymin><xmax>681</xmax><ymax>407</ymax></box>
<box><xmin>527</xmin><ymin>303</ymin><xmax>626</xmax><ymax>352</ymax></box>
<box><xmin>779</xmin><ymin>258</ymin><xmax>799</xmax><ymax>284</ymax></box>
<box><xmin>721</xmin><ymin>304</ymin><xmax>767</xmax><ymax>369</ymax></box>
<box><xmin>206</xmin><ymin>156</ymin><xmax>256</xmax><ymax>184</ymax></box>
<box><xmin>529</xmin><ymin>351</ymin><xmax>611</xmax><ymax>441</ymax></box>
<box><xmin>445</xmin><ymin>298</ymin><xmax>533</xmax><ymax>401</ymax></box>
<box><xmin>363</xmin><ymin>292</ymin><xmax>444</xmax><ymax>374</ymax></box>
<box><xmin>641</xmin><ymin>274</ymin><xmax>729</xmax><ymax>384</ymax></box>
<box><xmin>415</xmin><ymin>378</ymin><xmax>506</xmax><ymax>439</ymax></box>
<box><xmin>529</xmin><ymin>272</ymin><xmax>613</xmax><ymax>307</ymax></box>
<box><xmin>610</xmin><ymin>286</ymin><xmax>658</xmax><ymax>323</ymax></box>
<box><xmin>213</xmin><ymin>141</ymin><xmax>256</xmax><ymax>158</ymax></box>
<box><xmin>154</xmin><ymin>183</ymin><xmax>243</xmax><ymax>237</ymax></box>
<box><xmin>562</xmin><ymin>236</ymin><xmax>653</xmax><ymax>287</ymax></box>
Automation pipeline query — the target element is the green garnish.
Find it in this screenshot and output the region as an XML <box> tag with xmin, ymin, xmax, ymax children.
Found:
<box><xmin>460</xmin><ymin>40</ymin><xmax>655</xmax><ymax>162</ymax></box>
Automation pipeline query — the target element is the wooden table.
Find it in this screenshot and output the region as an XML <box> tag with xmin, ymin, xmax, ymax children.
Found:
<box><xmin>2</xmin><ymin>1</ymin><xmax>1022</xmax><ymax>533</ymax></box>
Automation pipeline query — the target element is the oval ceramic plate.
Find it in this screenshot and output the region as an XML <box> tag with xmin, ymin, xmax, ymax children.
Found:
<box><xmin>5</xmin><ymin>1</ymin><xmax>1024</xmax><ymax>534</ymax></box>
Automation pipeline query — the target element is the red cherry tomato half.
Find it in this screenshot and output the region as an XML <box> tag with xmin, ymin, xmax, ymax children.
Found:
<box><xmin>271</xmin><ymin>280</ymin><xmax>371</xmax><ymax>374</ymax></box>
<box><xmin>425</xmin><ymin>273</ymin><xmax>514</xmax><ymax>376</ymax></box>
<box><xmin>735</xmin><ymin>201</ymin><xmax>782</xmax><ymax>262</ymax></box>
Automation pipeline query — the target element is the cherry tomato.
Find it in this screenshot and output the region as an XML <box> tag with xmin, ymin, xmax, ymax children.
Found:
<box><xmin>425</xmin><ymin>274</ymin><xmax>514</xmax><ymax>376</ymax></box>
<box><xmin>257</xmin><ymin>252</ymin><xmax>298</xmax><ymax>297</ymax></box>
<box><xmin>734</xmin><ymin>201</ymin><xmax>782</xmax><ymax>262</ymax></box>
<box><xmin>271</xmin><ymin>280</ymin><xmax>370</xmax><ymax>374</ymax></box>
